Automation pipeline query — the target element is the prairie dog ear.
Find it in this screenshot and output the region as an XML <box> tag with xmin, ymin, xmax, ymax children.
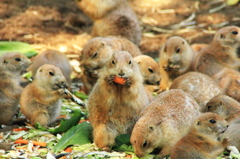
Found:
<box><xmin>163</xmin><ymin>45</ymin><xmax>167</xmax><ymax>53</ymax></box>
<box><xmin>136</xmin><ymin>60</ymin><xmax>141</xmax><ymax>64</ymax></box>
<box><xmin>100</xmin><ymin>41</ymin><xmax>107</xmax><ymax>48</ymax></box>
<box><xmin>197</xmin><ymin>121</ymin><xmax>201</xmax><ymax>125</ymax></box>
<box><xmin>148</xmin><ymin>125</ymin><xmax>156</xmax><ymax>132</ymax></box>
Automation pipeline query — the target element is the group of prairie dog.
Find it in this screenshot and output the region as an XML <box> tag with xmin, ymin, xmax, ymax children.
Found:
<box><xmin>0</xmin><ymin>50</ymin><xmax>72</xmax><ymax>127</ymax></box>
<box><xmin>80</xmin><ymin>25</ymin><xmax>240</xmax><ymax>158</ymax></box>
<box><xmin>1</xmin><ymin>0</ymin><xmax>240</xmax><ymax>157</ymax></box>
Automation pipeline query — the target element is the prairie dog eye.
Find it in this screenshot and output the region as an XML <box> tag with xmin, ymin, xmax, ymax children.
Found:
<box><xmin>49</xmin><ymin>71</ymin><xmax>54</xmax><ymax>76</ymax></box>
<box><xmin>15</xmin><ymin>57</ymin><xmax>21</xmax><ymax>61</ymax></box>
<box><xmin>129</xmin><ymin>60</ymin><xmax>132</xmax><ymax>65</ymax></box>
<box><xmin>207</xmin><ymin>105</ymin><xmax>212</xmax><ymax>110</ymax></box>
<box><xmin>209</xmin><ymin>119</ymin><xmax>216</xmax><ymax>123</ymax></box>
<box><xmin>176</xmin><ymin>48</ymin><xmax>181</xmax><ymax>53</ymax></box>
<box><xmin>148</xmin><ymin>68</ymin><xmax>153</xmax><ymax>73</ymax></box>
<box><xmin>142</xmin><ymin>140</ymin><xmax>148</xmax><ymax>148</ymax></box>
<box><xmin>232</xmin><ymin>31</ymin><xmax>238</xmax><ymax>35</ymax></box>
<box><xmin>112</xmin><ymin>60</ymin><xmax>115</xmax><ymax>64</ymax></box>
<box><xmin>92</xmin><ymin>52</ymin><xmax>98</xmax><ymax>59</ymax></box>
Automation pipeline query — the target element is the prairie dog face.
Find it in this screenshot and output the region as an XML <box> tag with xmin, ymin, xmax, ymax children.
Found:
<box><xmin>0</xmin><ymin>52</ymin><xmax>31</xmax><ymax>75</ymax></box>
<box><xmin>194</xmin><ymin>113</ymin><xmax>228</xmax><ymax>136</ymax></box>
<box><xmin>214</xmin><ymin>26</ymin><xmax>240</xmax><ymax>48</ymax></box>
<box><xmin>81</xmin><ymin>38</ymin><xmax>114</xmax><ymax>72</ymax></box>
<box><xmin>130</xmin><ymin>118</ymin><xmax>162</xmax><ymax>158</ymax></box>
<box><xmin>206</xmin><ymin>95</ymin><xmax>238</xmax><ymax>120</ymax></box>
<box><xmin>160</xmin><ymin>36</ymin><xmax>193</xmax><ymax>73</ymax></box>
<box><xmin>76</xmin><ymin>0</ymin><xmax>121</xmax><ymax>19</ymax></box>
<box><xmin>35</xmin><ymin>64</ymin><xmax>67</xmax><ymax>90</ymax></box>
<box><xmin>104</xmin><ymin>51</ymin><xmax>138</xmax><ymax>78</ymax></box>
<box><xmin>134</xmin><ymin>55</ymin><xmax>161</xmax><ymax>85</ymax></box>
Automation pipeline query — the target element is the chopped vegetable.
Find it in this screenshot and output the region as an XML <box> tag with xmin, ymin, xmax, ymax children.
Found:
<box><xmin>14</xmin><ymin>139</ymin><xmax>47</xmax><ymax>147</ymax></box>
<box><xmin>113</xmin><ymin>76</ymin><xmax>126</xmax><ymax>85</ymax></box>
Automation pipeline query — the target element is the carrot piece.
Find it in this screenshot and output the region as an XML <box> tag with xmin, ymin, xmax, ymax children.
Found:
<box><xmin>14</xmin><ymin>139</ymin><xmax>47</xmax><ymax>147</ymax></box>
<box><xmin>12</xmin><ymin>127</ymin><xmax>29</xmax><ymax>131</ymax></box>
<box><xmin>113</xmin><ymin>76</ymin><xmax>126</xmax><ymax>85</ymax></box>
<box><xmin>64</xmin><ymin>147</ymin><xmax>73</xmax><ymax>152</ymax></box>
<box><xmin>78</xmin><ymin>119</ymin><xmax>90</xmax><ymax>123</ymax></box>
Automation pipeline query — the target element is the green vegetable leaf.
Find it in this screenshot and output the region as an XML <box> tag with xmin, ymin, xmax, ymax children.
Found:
<box><xmin>49</xmin><ymin>110</ymin><xmax>83</xmax><ymax>134</ymax></box>
<box><xmin>112</xmin><ymin>134</ymin><xmax>134</xmax><ymax>152</ymax></box>
<box><xmin>0</xmin><ymin>41</ymin><xmax>38</xmax><ymax>58</ymax></box>
<box><xmin>53</xmin><ymin>122</ymin><xmax>93</xmax><ymax>152</ymax></box>
<box><xmin>74</xmin><ymin>92</ymin><xmax>88</xmax><ymax>100</ymax></box>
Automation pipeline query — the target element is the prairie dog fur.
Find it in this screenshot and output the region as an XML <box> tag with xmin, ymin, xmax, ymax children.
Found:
<box><xmin>20</xmin><ymin>64</ymin><xmax>67</xmax><ymax>127</ymax></box>
<box><xmin>76</xmin><ymin>0</ymin><xmax>141</xmax><ymax>45</ymax></box>
<box><xmin>133</xmin><ymin>55</ymin><xmax>161</xmax><ymax>86</ymax></box>
<box><xmin>171</xmin><ymin>112</ymin><xmax>229</xmax><ymax>159</ymax></box>
<box><xmin>159</xmin><ymin>36</ymin><xmax>195</xmax><ymax>91</ymax></box>
<box><xmin>206</xmin><ymin>95</ymin><xmax>240</xmax><ymax>123</ymax></box>
<box><xmin>80</xmin><ymin>36</ymin><xmax>141</xmax><ymax>93</ymax></box>
<box><xmin>0</xmin><ymin>52</ymin><xmax>31</xmax><ymax>125</ymax></box>
<box><xmin>170</xmin><ymin>71</ymin><xmax>223</xmax><ymax>112</ymax></box>
<box><xmin>130</xmin><ymin>89</ymin><xmax>200</xmax><ymax>158</ymax></box>
<box><xmin>31</xmin><ymin>50</ymin><xmax>72</xmax><ymax>86</ymax></box>
<box><xmin>87</xmin><ymin>51</ymin><xmax>149</xmax><ymax>151</ymax></box>
<box><xmin>212</xmin><ymin>67</ymin><xmax>240</xmax><ymax>103</ymax></box>
<box><xmin>194</xmin><ymin>26</ymin><xmax>240</xmax><ymax>76</ymax></box>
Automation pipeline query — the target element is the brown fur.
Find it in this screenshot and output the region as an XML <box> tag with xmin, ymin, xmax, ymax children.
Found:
<box><xmin>171</xmin><ymin>112</ymin><xmax>229</xmax><ymax>159</ymax></box>
<box><xmin>225</xmin><ymin>117</ymin><xmax>240</xmax><ymax>150</ymax></box>
<box><xmin>191</xmin><ymin>43</ymin><xmax>208</xmax><ymax>53</ymax></box>
<box><xmin>0</xmin><ymin>52</ymin><xmax>31</xmax><ymax>125</ymax></box>
<box><xmin>170</xmin><ymin>71</ymin><xmax>223</xmax><ymax>112</ymax></box>
<box><xmin>130</xmin><ymin>89</ymin><xmax>200</xmax><ymax>158</ymax></box>
<box><xmin>133</xmin><ymin>55</ymin><xmax>161</xmax><ymax>85</ymax></box>
<box><xmin>87</xmin><ymin>51</ymin><xmax>149</xmax><ymax>150</ymax></box>
<box><xmin>194</xmin><ymin>26</ymin><xmax>240</xmax><ymax>76</ymax></box>
<box><xmin>80</xmin><ymin>36</ymin><xmax>141</xmax><ymax>93</ymax></box>
<box><xmin>76</xmin><ymin>0</ymin><xmax>141</xmax><ymax>45</ymax></box>
<box><xmin>206</xmin><ymin>95</ymin><xmax>240</xmax><ymax>123</ymax></box>
<box><xmin>20</xmin><ymin>64</ymin><xmax>67</xmax><ymax>127</ymax></box>
<box><xmin>134</xmin><ymin>55</ymin><xmax>161</xmax><ymax>101</ymax></box>
<box><xmin>159</xmin><ymin>36</ymin><xmax>195</xmax><ymax>92</ymax></box>
<box><xmin>30</xmin><ymin>50</ymin><xmax>72</xmax><ymax>87</ymax></box>
<box><xmin>212</xmin><ymin>67</ymin><xmax>240</xmax><ymax>103</ymax></box>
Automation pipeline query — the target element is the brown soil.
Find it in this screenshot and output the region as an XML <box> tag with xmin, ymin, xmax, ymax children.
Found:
<box><xmin>1</xmin><ymin>0</ymin><xmax>240</xmax><ymax>74</ymax></box>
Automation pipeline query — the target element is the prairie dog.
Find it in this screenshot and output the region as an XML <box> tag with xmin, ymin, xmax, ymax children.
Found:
<box><xmin>20</xmin><ymin>64</ymin><xmax>67</xmax><ymax>127</ymax></box>
<box><xmin>133</xmin><ymin>55</ymin><xmax>161</xmax><ymax>86</ymax></box>
<box><xmin>31</xmin><ymin>50</ymin><xmax>72</xmax><ymax>86</ymax></box>
<box><xmin>80</xmin><ymin>36</ymin><xmax>141</xmax><ymax>93</ymax></box>
<box><xmin>0</xmin><ymin>52</ymin><xmax>31</xmax><ymax>125</ymax></box>
<box><xmin>130</xmin><ymin>89</ymin><xmax>200</xmax><ymax>158</ymax></box>
<box><xmin>206</xmin><ymin>95</ymin><xmax>240</xmax><ymax>123</ymax></box>
<box><xmin>170</xmin><ymin>71</ymin><xmax>223</xmax><ymax>112</ymax></box>
<box><xmin>76</xmin><ymin>0</ymin><xmax>141</xmax><ymax>45</ymax></box>
<box><xmin>212</xmin><ymin>67</ymin><xmax>240</xmax><ymax>102</ymax></box>
<box><xmin>194</xmin><ymin>26</ymin><xmax>240</xmax><ymax>76</ymax></box>
<box><xmin>171</xmin><ymin>112</ymin><xmax>229</xmax><ymax>159</ymax></box>
<box><xmin>225</xmin><ymin>117</ymin><xmax>240</xmax><ymax>150</ymax></box>
<box><xmin>159</xmin><ymin>36</ymin><xmax>195</xmax><ymax>91</ymax></box>
<box><xmin>87</xmin><ymin>51</ymin><xmax>149</xmax><ymax>151</ymax></box>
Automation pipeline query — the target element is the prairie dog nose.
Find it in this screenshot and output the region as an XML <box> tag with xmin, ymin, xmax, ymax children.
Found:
<box><xmin>168</xmin><ymin>59</ymin><xmax>172</xmax><ymax>64</ymax></box>
<box><xmin>118</xmin><ymin>70</ymin><xmax>125</xmax><ymax>77</ymax></box>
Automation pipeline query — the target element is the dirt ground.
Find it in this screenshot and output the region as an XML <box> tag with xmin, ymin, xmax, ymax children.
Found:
<box><xmin>0</xmin><ymin>0</ymin><xmax>240</xmax><ymax>74</ymax></box>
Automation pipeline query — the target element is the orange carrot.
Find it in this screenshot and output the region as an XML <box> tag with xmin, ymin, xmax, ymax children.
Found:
<box><xmin>78</xmin><ymin>119</ymin><xmax>90</xmax><ymax>123</ymax></box>
<box><xmin>64</xmin><ymin>147</ymin><xmax>73</xmax><ymax>152</ymax></box>
<box><xmin>14</xmin><ymin>139</ymin><xmax>47</xmax><ymax>147</ymax></box>
<box><xmin>113</xmin><ymin>76</ymin><xmax>126</xmax><ymax>85</ymax></box>
<box><xmin>12</xmin><ymin>128</ymin><xmax>29</xmax><ymax>131</ymax></box>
